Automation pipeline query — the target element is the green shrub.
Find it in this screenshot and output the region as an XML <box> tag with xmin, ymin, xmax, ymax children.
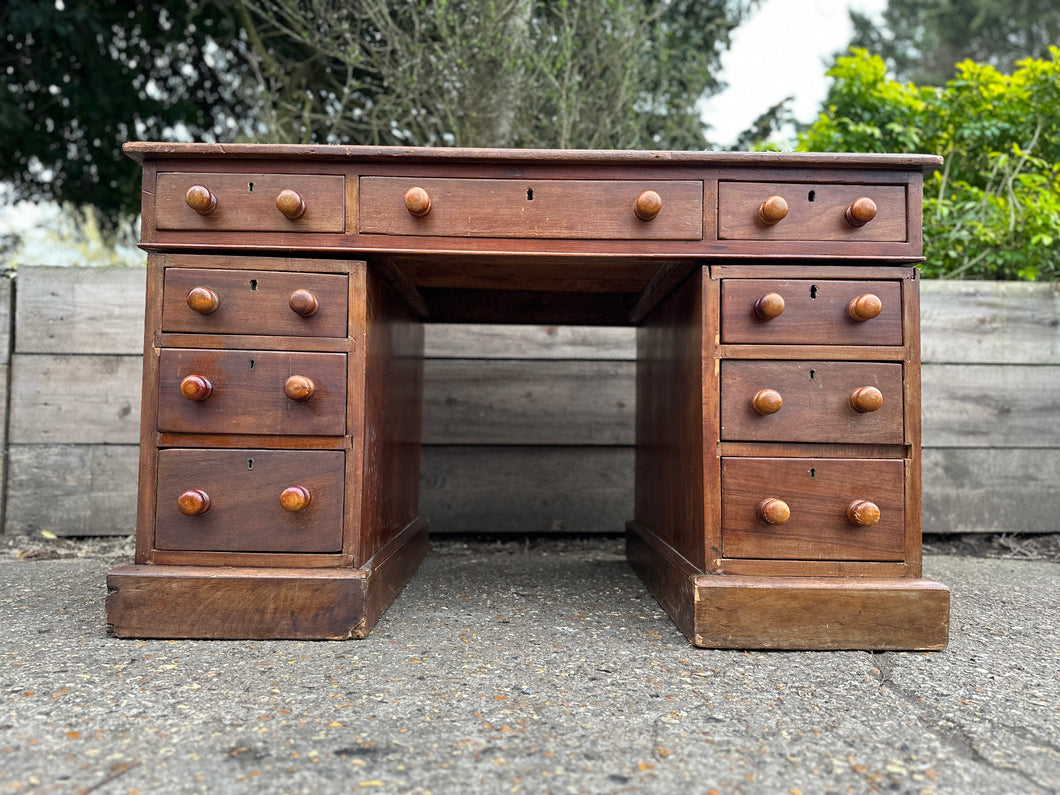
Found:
<box><xmin>798</xmin><ymin>48</ymin><xmax>1060</xmax><ymax>280</ymax></box>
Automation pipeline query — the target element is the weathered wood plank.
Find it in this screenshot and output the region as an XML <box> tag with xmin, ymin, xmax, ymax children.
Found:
<box><xmin>921</xmin><ymin>364</ymin><xmax>1060</xmax><ymax>448</ymax></box>
<box><xmin>421</xmin><ymin>446</ymin><xmax>633</xmax><ymax>534</ymax></box>
<box><xmin>9</xmin><ymin>355</ymin><xmax>142</xmax><ymax>444</ymax></box>
<box><xmin>423</xmin><ymin>360</ymin><xmax>635</xmax><ymax>445</ymax></box>
<box><xmin>425</xmin><ymin>324</ymin><xmax>636</xmax><ymax>360</ymax></box>
<box><xmin>6</xmin><ymin>444</ymin><xmax>138</xmax><ymax>536</ymax></box>
<box><xmin>0</xmin><ymin>276</ymin><xmax>13</xmax><ymax>364</ymax></box>
<box><xmin>923</xmin><ymin>448</ymin><xmax>1060</xmax><ymax>534</ymax></box>
<box><xmin>15</xmin><ymin>266</ymin><xmax>146</xmax><ymax>354</ymax></box>
<box><xmin>920</xmin><ymin>280</ymin><xmax>1060</xmax><ymax>365</ymax></box>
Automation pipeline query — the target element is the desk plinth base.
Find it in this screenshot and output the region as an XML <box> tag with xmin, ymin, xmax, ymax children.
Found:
<box><xmin>106</xmin><ymin>518</ymin><xmax>428</xmax><ymax>640</ymax></box>
<box><xmin>627</xmin><ymin>522</ymin><xmax>950</xmax><ymax>651</ymax></box>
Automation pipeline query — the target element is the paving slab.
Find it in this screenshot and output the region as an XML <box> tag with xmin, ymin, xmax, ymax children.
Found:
<box><xmin>0</xmin><ymin>537</ymin><xmax>1057</xmax><ymax>794</ymax></box>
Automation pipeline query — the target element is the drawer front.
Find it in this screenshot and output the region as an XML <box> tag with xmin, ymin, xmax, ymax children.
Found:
<box><xmin>720</xmin><ymin>279</ymin><xmax>903</xmax><ymax>346</ymax></box>
<box><xmin>720</xmin><ymin>360</ymin><xmax>904</xmax><ymax>443</ymax></box>
<box><xmin>157</xmin><ymin>349</ymin><xmax>347</xmax><ymax>436</ymax></box>
<box><xmin>155</xmin><ymin>173</ymin><xmax>345</xmax><ymax>232</ymax></box>
<box><xmin>155</xmin><ymin>449</ymin><xmax>344</xmax><ymax>553</ymax></box>
<box><xmin>162</xmin><ymin>268</ymin><xmax>348</xmax><ymax>337</ymax></box>
<box><xmin>358</xmin><ymin>177</ymin><xmax>703</xmax><ymax>240</ymax></box>
<box><xmin>718</xmin><ymin>182</ymin><xmax>906</xmax><ymax>242</ymax></box>
<box><xmin>721</xmin><ymin>457</ymin><xmax>905</xmax><ymax>561</ymax></box>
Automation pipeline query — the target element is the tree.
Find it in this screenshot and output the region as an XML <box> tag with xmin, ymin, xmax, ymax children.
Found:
<box><xmin>0</xmin><ymin>1</ymin><xmax>251</xmax><ymax>223</ymax></box>
<box><xmin>799</xmin><ymin>48</ymin><xmax>1060</xmax><ymax>280</ymax></box>
<box><xmin>848</xmin><ymin>0</ymin><xmax>1060</xmax><ymax>85</ymax></box>
<box><xmin>234</xmin><ymin>0</ymin><xmax>759</xmax><ymax>149</ymax></box>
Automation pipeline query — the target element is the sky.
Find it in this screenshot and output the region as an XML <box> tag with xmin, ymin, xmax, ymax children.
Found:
<box><xmin>702</xmin><ymin>0</ymin><xmax>889</xmax><ymax>146</ymax></box>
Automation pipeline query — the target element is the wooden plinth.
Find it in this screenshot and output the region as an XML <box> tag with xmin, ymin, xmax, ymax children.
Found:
<box><xmin>627</xmin><ymin>522</ymin><xmax>949</xmax><ymax>651</ymax></box>
<box><xmin>107</xmin><ymin>517</ymin><xmax>428</xmax><ymax>640</ymax></box>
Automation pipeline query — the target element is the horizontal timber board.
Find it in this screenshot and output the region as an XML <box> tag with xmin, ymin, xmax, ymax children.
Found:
<box><xmin>6</xmin><ymin>444</ymin><xmax>138</xmax><ymax>536</ymax></box>
<box><xmin>9</xmin><ymin>355</ymin><xmax>143</xmax><ymax>444</ymax></box>
<box><xmin>921</xmin><ymin>364</ymin><xmax>1060</xmax><ymax>448</ymax></box>
<box><xmin>15</xmin><ymin>267</ymin><xmax>146</xmax><ymax>354</ymax></box>
<box><xmin>920</xmin><ymin>280</ymin><xmax>1060</xmax><ymax>365</ymax></box>
<box><xmin>421</xmin><ymin>446</ymin><xmax>633</xmax><ymax>534</ymax></box>
<box><xmin>422</xmin><ymin>359</ymin><xmax>635</xmax><ymax>445</ymax></box>
<box><xmin>5</xmin><ymin>443</ymin><xmax>1056</xmax><ymax>536</ymax></box>
<box><xmin>12</xmin><ymin>268</ymin><xmax>1058</xmax><ymax>365</ymax></box>
<box><xmin>922</xmin><ymin>447</ymin><xmax>1060</xmax><ymax>534</ymax></box>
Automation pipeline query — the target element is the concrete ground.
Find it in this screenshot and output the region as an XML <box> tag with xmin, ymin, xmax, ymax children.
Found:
<box><xmin>1</xmin><ymin>535</ymin><xmax>1057</xmax><ymax>795</ymax></box>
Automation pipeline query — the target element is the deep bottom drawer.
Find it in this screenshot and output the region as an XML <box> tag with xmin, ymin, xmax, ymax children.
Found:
<box><xmin>155</xmin><ymin>449</ymin><xmax>345</xmax><ymax>553</ymax></box>
<box><xmin>721</xmin><ymin>457</ymin><xmax>906</xmax><ymax>561</ymax></box>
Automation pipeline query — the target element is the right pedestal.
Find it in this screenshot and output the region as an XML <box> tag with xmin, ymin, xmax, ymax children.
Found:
<box><xmin>630</xmin><ymin>265</ymin><xmax>950</xmax><ymax>650</ymax></box>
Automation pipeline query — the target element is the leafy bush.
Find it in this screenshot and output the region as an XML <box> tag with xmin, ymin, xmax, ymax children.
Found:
<box><xmin>798</xmin><ymin>48</ymin><xmax>1060</xmax><ymax>280</ymax></box>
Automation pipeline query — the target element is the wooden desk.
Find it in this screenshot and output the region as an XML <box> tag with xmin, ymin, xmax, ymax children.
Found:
<box><xmin>106</xmin><ymin>145</ymin><xmax>950</xmax><ymax>649</ymax></box>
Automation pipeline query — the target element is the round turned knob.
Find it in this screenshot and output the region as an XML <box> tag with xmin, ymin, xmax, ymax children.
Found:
<box><xmin>847</xmin><ymin>499</ymin><xmax>881</xmax><ymax>527</ymax></box>
<box><xmin>848</xmin><ymin>293</ymin><xmax>883</xmax><ymax>322</ymax></box>
<box><xmin>753</xmin><ymin>292</ymin><xmax>786</xmax><ymax>321</ymax></box>
<box><xmin>751</xmin><ymin>388</ymin><xmax>783</xmax><ymax>416</ymax></box>
<box><xmin>284</xmin><ymin>375</ymin><xmax>315</xmax><ymax>402</ymax></box>
<box><xmin>186</xmin><ymin>286</ymin><xmax>220</xmax><ymax>315</ymax></box>
<box><xmin>845</xmin><ymin>197</ymin><xmax>877</xmax><ymax>227</ymax></box>
<box><xmin>404</xmin><ymin>187</ymin><xmax>432</xmax><ymax>218</ymax></box>
<box><xmin>179</xmin><ymin>374</ymin><xmax>213</xmax><ymax>402</ymax></box>
<box><xmin>279</xmin><ymin>485</ymin><xmax>312</xmax><ymax>512</ymax></box>
<box><xmin>289</xmin><ymin>289</ymin><xmax>319</xmax><ymax>318</ymax></box>
<box><xmin>758</xmin><ymin>498</ymin><xmax>791</xmax><ymax>525</ymax></box>
<box><xmin>276</xmin><ymin>189</ymin><xmax>307</xmax><ymax>220</ymax></box>
<box><xmin>177</xmin><ymin>489</ymin><xmax>211</xmax><ymax>516</ymax></box>
<box><xmin>756</xmin><ymin>195</ymin><xmax>788</xmax><ymax>225</ymax></box>
<box><xmin>849</xmin><ymin>385</ymin><xmax>884</xmax><ymax>413</ymax></box>
<box><xmin>634</xmin><ymin>190</ymin><xmax>662</xmax><ymax>221</ymax></box>
<box><xmin>185</xmin><ymin>185</ymin><xmax>217</xmax><ymax>215</ymax></box>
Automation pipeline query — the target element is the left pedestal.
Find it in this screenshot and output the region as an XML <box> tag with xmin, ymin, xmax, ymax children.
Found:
<box><xmin>106</xmin><ymin>256</ymin><xmax>426</xmax><ymax>640</ymax></box>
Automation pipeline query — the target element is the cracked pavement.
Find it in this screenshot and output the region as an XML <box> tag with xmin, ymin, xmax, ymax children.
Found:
<box><xmin>1</xmin><ymin>536</ymin><xmax>1057</xmax><ymax>794</ymax></box>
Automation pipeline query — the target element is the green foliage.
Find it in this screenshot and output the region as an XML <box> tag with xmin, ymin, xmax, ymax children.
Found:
<box><xmin>0</xmin><ymin>1</ymin><xmax>251</xmax><ymax>225</ymax></box>
<box><xmin>236</xmin><ymin>0</ymin><xmax>758</xmax><ymax>150</ymax></box>
<box><xmin>848</xmin><ymin>0</ymin><xmax>1060</xmax><ymax>85</ymax></box>
<box><xmin>798</xmin><ymin>48</ymin><xmax>1060</xmax><ymax>281</ymax></box>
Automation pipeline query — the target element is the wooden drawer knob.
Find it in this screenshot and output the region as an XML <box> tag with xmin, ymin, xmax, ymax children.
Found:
<box><xmin>177</xmin><ymin>489</ymin><xmax>211</xmax><ymax>516</ymax></box>
<box><xmin>284</xmin><ymin>375</ymin><xmax>315</xmax><ymax>401</ymax></box>
<box><xmin>752</xmin><ymin>388</ymin><xmax>783</xmax><ymax>416</ymax></box>
<box><xmin>847</xmin><ymin>499</ymin><xmax>881</xmax><ymax>527</ymax></box>
<box><xmin>756</xmin><ymin>195</ymin><xmax>788</xmax><ymax>225</ymax></box>
<box><xmin>279</xmin><ymin>485</ymin><xmax>312</xmax><ymax>512</ymax></box>
<box><xmin>186</xmin><ymin>286</ymin><xmax>220</xmax><ymax>315</ymax></box>
<box><xmin>185</xmin><ymin>185</ymin><xmax>217</xmax><ymax>215</ymax></box>
<box><xmin>845</xmin><ymin>197</ymin><xmax>877</xmax><ymax>227</ymax></box>
<box><xmin>289</xmin><ymin>289</ymin><xmax>320</xmax><ymax>318</ymax></box>
<box><xmin>276</xmin><ymin>188</ymin><xmax>307</xmax><ymax>219</ymax></box>
<box><xmin>634</xmin><ymin>190</ymin><xmax>663</xmax><ymax>221</ymax></box>
<box><xmin>404</xmin><ymin>187</ymin><xmax>432</xmax><ymax>217</ymax></box>
<box><xmin>758</xmin><ymin>498</ymin><xmax>791</xmax><ymax>525</ymax></box>
<box><xmin>179</xmin><ymin>374</ymin><xmax>213</xmax><ymax>402</ymax></box>
<box><xmin>849</xmin><ymin>385</ymin><xmax>884</xmax><ymax>413</ymax></box>
<box><xmin>753</xmin><ymin>292</ymin><xmax>785</xmax><ymax>320</ymax></box>
<box><xmin>848</xmin><ymin>292</ymin><xmax>883</xmax><ymax>322</ymax></box>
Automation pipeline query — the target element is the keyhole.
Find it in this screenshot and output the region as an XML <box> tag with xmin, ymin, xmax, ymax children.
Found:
<box><xmin>807</xmin><ymin>190</ymin><xmax>816</xmax><ymax>202</ymax></box>
<box><xmin>250</xmin><ymin>279</ymin><xmax>258</xmax><ymax>291</ymax></box>
<box><xmin>810</xmin><ymin>284</ymin><xmax>818</xmax><ymax>299</ymax></box>
<box><xmin>249</xmin><ymin>359</ymin><xmax>256</xmax><ymax>370</ymax></box>
<box><xmin>247</xmin><ymin>458</ymin><xmax>255</xmax><ymax>471</ymax></box>
<box><xmin>526</xmin><ymin>188</ymin><xmax>534</xmax><ymax>201</ymax></box>
<box><xmin>248</xmin><ymin>182</ymin><xmax>254</xmax><ymax>193</ymax></box>
<box><xmin>809</xmin><ymin>468</ymin><xmax>816</xmax><ymax>479</ymax></box>
<box><xmin>809</xmin><ymin>369</ymin><xmax>816</xmax><ymax>381</ymax></box>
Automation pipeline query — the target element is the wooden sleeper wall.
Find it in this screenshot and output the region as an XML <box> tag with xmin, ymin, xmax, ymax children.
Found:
<box><xmin>2</xmin><ymin>267</ymin><xmax>1057</xmax><ymax>537</ymax></box>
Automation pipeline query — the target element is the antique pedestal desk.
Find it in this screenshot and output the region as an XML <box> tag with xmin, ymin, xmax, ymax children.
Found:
<box><xmin>106</xmin><ymin>144</ymin><xmax>950</xmax><ymax>650</ymax></box>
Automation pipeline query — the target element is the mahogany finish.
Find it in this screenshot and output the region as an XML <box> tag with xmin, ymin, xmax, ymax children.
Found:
<box><xmin>109</xmin><ymin>144</ymin><xmax>947</xmax><ymax>649</ymax></box>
